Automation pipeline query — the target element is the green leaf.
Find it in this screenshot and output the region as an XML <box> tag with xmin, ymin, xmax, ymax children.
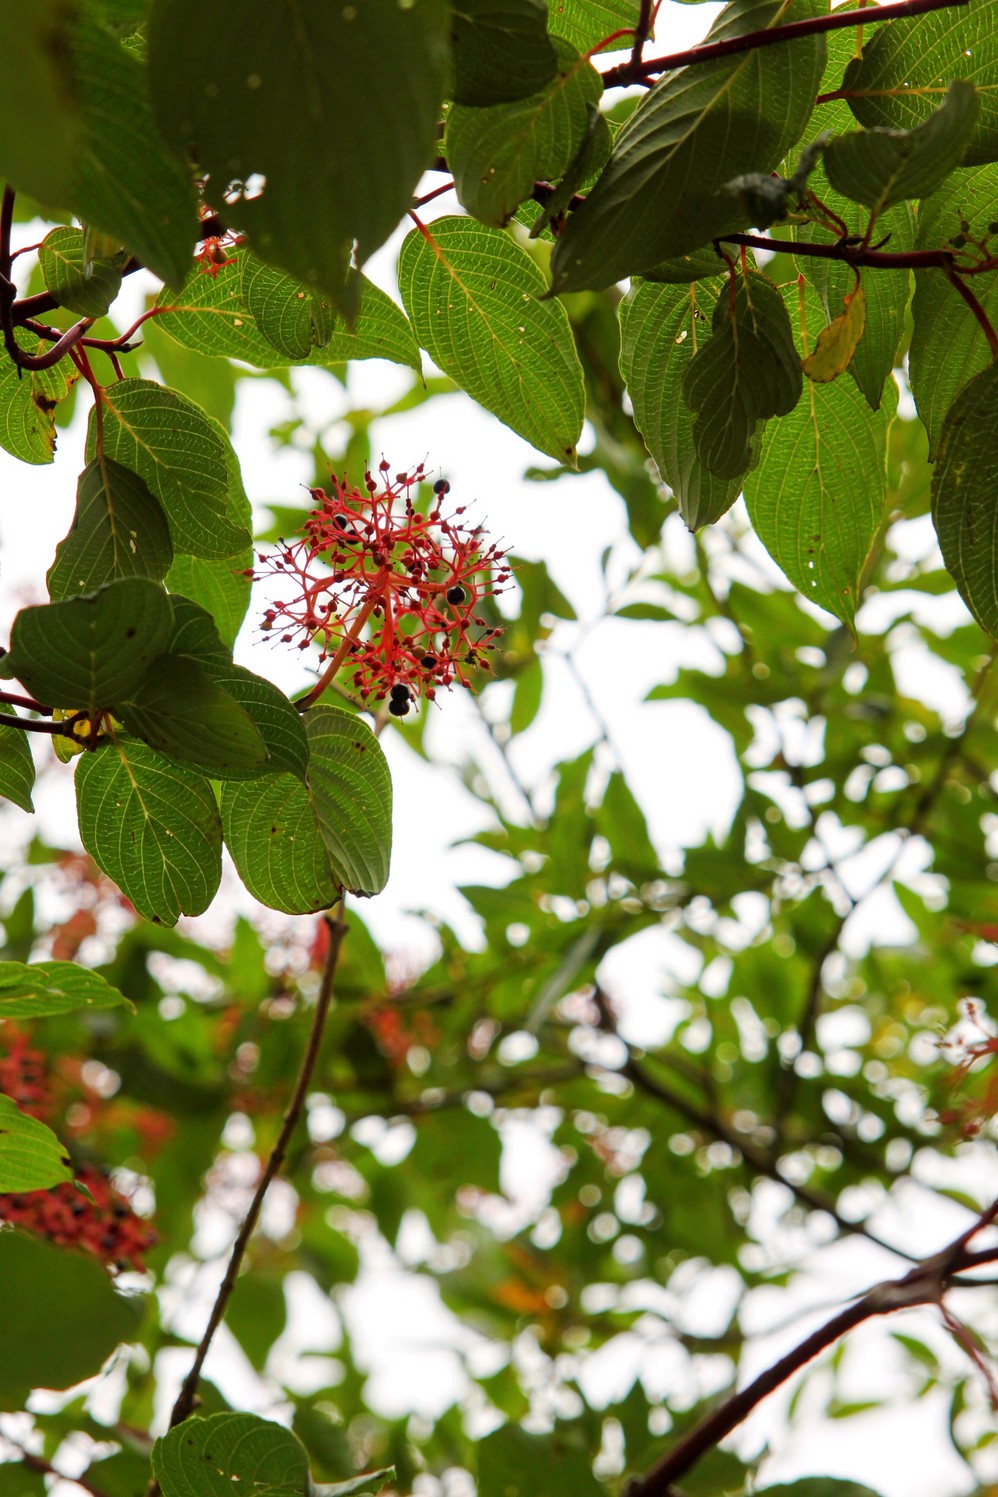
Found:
<box><xmin>398</xmin><ymin>216</ymin><xmax>585</xmax><ymax>464</ymax></box>
<box><xmin>0</xmin><ymin>960</ymin><xmax>132</xmax><ymax>1020</ymax></box>
<box><xmin>451</xmin><ymin>0</ymin><xmax>558</xmax><ymax>105</ymax></box>
<box><xmin>305</xmin><ymin>706</ymin><xmax>393</xmax><ymax>897</ymax></box>
<box><xmin>842</xmin><ymin>0</ymin><xmax>998</xmax><ymax>166</ymax></box>
<box><xmin>242</xmin><ymin>256</ymin><xmax>330</xmax><ymax>361</ymax></box>
<box><xmin>155</xmin><ymin>253</ymin><xmax>421</xmax><ymax>372</ymax></box>
<box><xmin>71</xmin><ymin>12</ymin><xmax>197</xmax><ymax>287</ymax></box>
<box><xmin>165</xmin><ymin>418</ymin><xmax>253</xmax><ymax>649</ymax></box>
<box><xmin>5</xmin><ymin>578</ymin><xmax>174</xmax><ymax>714</ymax></box>
<box><xmin>76</xmin><ymin>739</ymin><xmax>223</xmax><ymax>924</ymax></box>
<box><xmin>153</xmin><ymin>1413</ymin><xmax>309</xmax><ymax>1497</ymax></box>
<box><xmin>549</xmin><ymin>0</ymin><xmax>827</xmax><ymax>292</ymax></box>
<box><xmin>909</xmin><ymin>162</ymin><xmax>998</xmax><ymax>452</ymax></box>
<box><xmin>0</xmin><ymin>1</ymin><xmax>81</xmax><ymax>204</ymax></box>
<box><xmin>203</xmin><ymin>665</ymin><xmax>309</xmax><ymax>780</ymax></box>
<box><xmin>48</xmin><ymin>457</ymin><xmax>174</xmax><ymax>601</ymax></box>
<box><xmin>619</xmin><ymin>277</ymin><xmax>743</xmax><ymax>528</ymax></box>
<box><xmin>478</xmin><ymin>1426</ymin><xmax>603</xmax><ymax>1497</ymax></box>
<box><xmin>0</xmin><ymin>1094</ymin><xmax>73</xmax><ymax>1192</ymax></box>
<box><xmin>447</xmin><ymin>39</ymin><xmax>603</xmax><ymax>225</ymax></box>
<box><xmin>113</xmin><ymin>655</ymin><xmax>269</xmax><ymax>777</ymax></box>
<box><xmin>220</xmin><ymin>772</ymin><xmax>342</xmax><ymax>915</ymax></box>
<box><xmin>547</xmin><ymin>0</ymin><xmax>638</xmax><ymax>52</ymax></box>
<box><xmin>38</xmin><ymin>226</ymin><xmax>124</xmax><ymax>319</ymax></box>
<box><xmin>148</xmin><ymin>0</ymin><xmax>450</xmax><ymax>308</ymax></box>
<box><xmin>743</xmin><ymin>285</ymin><xmax>891</xmax><ymax>627</ymax></box>
<box><xmin>0</xmin><ymin>721</ymin><xmax>36</xmax><ymax>813</ymax></box>
<box><xmin>0</xmin><ymin>1231</ymin><xmax>142</xmax><ymax>1403</ymax></box>
<box><xmin>682</xmin><ymin>270</ymin><xmax>803</xmax><ymax>479</ymax></box>
<box><xmin>88</xmin><ymin>379</ymin><xmax>248</xmax><ymax>559</ymax></box>
<box><xmin>0</xmin><ymin>332</ymin><xmax>77</xmax><ymax>466</ymax></box>
<box><xmin>930</xmin><ymin>362</ymin><xmax>998</xmax><ymax>635</ymax></box>
<box><xmin>824</xmin><ymin>80</ymin><xmax>980</xmax><ymax>211</ymax></box>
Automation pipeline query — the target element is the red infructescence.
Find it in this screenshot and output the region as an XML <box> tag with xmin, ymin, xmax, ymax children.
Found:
<box><xmin>255</xmin><ymin>463</ymin><xmax>511</xmax><ymax>712</ymax></box>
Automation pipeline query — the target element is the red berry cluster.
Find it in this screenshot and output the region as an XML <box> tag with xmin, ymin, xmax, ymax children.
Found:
<box><xmin>253</xmin><ymin>463</ymin><xmax>511</xmax><ymax>712</ymax></box>
<box><xmin>0</xmin><ymin>1027</ymin><xmax>157</xmax><ymax>1272</ymax></box>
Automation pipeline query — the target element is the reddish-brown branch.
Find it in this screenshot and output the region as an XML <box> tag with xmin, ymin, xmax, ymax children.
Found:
<box><xmin>601</xmin><ymin>0</ymin><xmax>969</xmax><ymax>85</ymax></box>
<box><xmin>721</xmin><ymin>230</ymin><xmax>956</xmax><ymax>270</ymax></box>
<box><xmin>167</xmin><ymin>907</ymin><xmax>347</xmax><ymax>1432</ymax></box>
<box><xmin>629</xmin><ymin>1196</ymin><xmax>998</xmax><ymax>1497</ymax></box>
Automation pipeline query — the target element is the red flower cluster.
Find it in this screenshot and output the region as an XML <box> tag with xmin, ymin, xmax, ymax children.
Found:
<box><xmin>0</xmin><ymin>1164</ymin><xmax>157</xmax><ymax>1273</ymax></box>
<box><xmin>0</xmin><ymin>1027</ymin><xmax>157</xmax><ymax>1272</ymax></box>
<box><xmin>254</xmin><ymin>463</ymin><xmax>511</xmax><ymax>713</ymax></box>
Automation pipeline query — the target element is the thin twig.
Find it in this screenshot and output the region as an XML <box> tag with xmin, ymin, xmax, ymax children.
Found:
<box><xmin>600</xmin><ymin>0</ymin><xmax>969</xmax><ymax>86</ymax></box>
<box><xmin>629</xmin><ymin>1195</ymin><xmax>998</xmax><ymax>1497</ymax></box>
<box><xmin>0</xmin><ymin>1442</ymin><xmax>112</xmax><ymax>1497</ymax></box>
<box><xmin>166</xmin><ymin>904</ymin><xmax>347</xmax><ymax>1431</ymax></box>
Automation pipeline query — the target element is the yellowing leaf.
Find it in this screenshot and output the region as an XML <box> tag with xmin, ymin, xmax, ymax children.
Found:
<box><xmin>802</xmin><ymin>284</ymin><xmax>867</xmax><ymax>383</ymax></box>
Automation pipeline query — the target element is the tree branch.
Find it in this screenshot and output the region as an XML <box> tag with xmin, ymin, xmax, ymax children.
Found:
<box><xmin>600</xmin><ymin>0</ymin><xmax>970</xmax><ymax>87</ymax></box>
<box><xmin>166</xmin><ymin>905</ymin><xmax>347</xmax><ymax>1431</ymax></box>
<box><xmin>629</xmin><ymin>1194</ymin><xmax>998</xmax><ymax>1497</ymax></box>
<box><xmin>720</xmin><ymin>231</ymin><xmax>957</xmax><ymax>272</ymax></box>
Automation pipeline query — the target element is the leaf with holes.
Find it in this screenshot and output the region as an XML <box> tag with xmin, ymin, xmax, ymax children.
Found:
<box><xmin>825</xmin><ymin>80</ymin><xmax>980</xmax><ymax>211</ymax></box>
<box><xmin>38</xmin><ymin>226</ymin><xmax>124</xmax><ymax>319</ymax></box>
<box><xmin>447</xmin><ymin>39</ymin><xmax>603</xmax><ymax>225</ymax></box>
<box><xmin>682</xmin><ymin>271</ymin><xmax>802</xmax><ymax>479</ymax></box>
<box><xmin>931</xmin><ymin>362</ymin><xmax>998</xmax><ymax>634</ymax></box>
<box><xmin>148</xmin><ymin>0</ymin><xmax>449</xmax><ymax>312</ymax></box>
<box><xmin>0</xmin><ymin>332</ymin><xmax>78</xmax><ymax>466</ymax></box>
<box><xmin>451</xmin><ymin>0</ymin><xmax>557</xmax><ymax>105</ymax></box>
<box><xmin>801</xmin><ymin>284</ymin><xmax>867</xmax><ymax>382</ymax></box>
<box><xmin>113</xmin><ymin>655</ymin><xmax>269</xmax><ymax>778</ymax></box>
<box><xmin>4</xmin><ymin>578</ymin><xmax>173</xmax><ymax>714</ymax></box>
<box><xmin>743</xmin><ymin>284</ymin><xmax>892</xmax><ymax>628</ymax></box>
<box><xmin>549</xmin><ymin>0</ymin><xmax>826</xmax><ymax>292</ymax></box>
<box><xmin>152</xmin><ymin>1412</ymin><xmax>309</xmax><ymax>1497</ymax></box>
<box><xmin>48</xmin><ymin>458</ymin><xmax>174</xmax><ymax>601</ymax></box>
<box><xmin>76</xmin><ymin>739</ymin><xmax>222</xmax><ymax>925</ymax></box>
<box><xmin>0</xmin><ymin>720</ymin><xmax>35</xmax><ymax>814</ymax></box>
<box><xmin>87</xmin><ymin>379</ymin><xmax>248</xmax><ymax>559</ymax></box>
<box><xmin>619</xmin><ymin>278</ymin><xmax>744</xmax><ymax>529</ymax></box>
<box><xmin>843</xmin><ymin>0</ymin><xmax>998</xmax><ymax>166</ymax></box>
<box><xmin>909</xmin><ymin>162</ymin><xmax>998</xmax><ymax>453</ymax></box>
<box><xmin>0</xmin><ymin>1096</ymin><xmax>72</xmax><ymax>1192</ymax></box>
<box><xmin>0</xmin><ymin>960</ymin><xmax>133</xmax><ymax>1020</ymax></box>
<box><xmin>398</xmin><ymin>217</ymin><xmax>584</xmax><ymax>463</ymax></box>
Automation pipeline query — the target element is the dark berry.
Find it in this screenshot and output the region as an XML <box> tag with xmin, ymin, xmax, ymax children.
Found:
<box><xmin>390</xmin><ymin>683</ymin><xmax>410</xmax><ymax>701</ymax></box>
<box><xmin>388</xmin><ymin>698</ymin><xmax>410</xmax><ymax>717</ymax></box>
<box><xmin>447</xmin><ymin>585</ymin><xmax>466</xmax><ymax>605</ymax></box>
<box><xmin>433</xmin><ymin>479</ymin><xmax>450</xmax><ymax>495</ymax></box>
<box><xmin>421</xmin><ymin>654</ymin><xmax>437</xmax><ymax>669</ymax></box>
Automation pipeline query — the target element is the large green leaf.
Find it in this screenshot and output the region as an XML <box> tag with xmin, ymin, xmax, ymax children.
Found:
<box><xmin>682</xmin><ymin>270</ymin><xmax>802</xmax><ymax>478</ymax></box>
<box><xmin>0</xmin><ymin>960</ymin><xmax>132</xmax><ymax>1020</ymax></box>
<box><xmin>546</xmin><ymin>0</ymin><xmax>638</xmax><ymax>52</ymax></box>
<box><xmin>220</xmin><ymin>772</ymin><xmax>342</xmax><ymax>915</ymax></box>
<box><xmin>165</xmin><ymin>417</ymin><xmax>252</xmax><ymax>649</ymax></box>
<box><xmin>0</xmin><ymin>1094</ymin><xmax>73</xmax><ymax>1192</ymax></box>
<box><xmin>88</xmin><ymin>379</ymin><xmax>248</xmax><ymax>559</ymax></box>
<box><xmin>204</xmin><ymin>665</ymin><xmax>309</xmax><ymax>780</ymax></box>
<box><xmin>843</xmin><ymin>0</ymin><xmax>998</xmax><ymax>166</ymax></box>
<box><xmin>114</xmin><ymin>655</ymin><xmax>269</xmax><ymax>777</ymax></box>
<box><xmin>824</xmin><ymin>80</ymin><xmax>980</xmax><ymax>211</ymax></box>
<box><xmin>76</xmin><ymin>739</ymin><xmax>223</xmax><ymax>924</ymax></box>
<box><xmin>447</xmin><ymin>39</ymin><xmax>603</xmax><ymax>225</ymax></box>
<box><xmin>909</xmin><ymin>162</ymin><xmax>998</xmax><ymax>453</ymax></box>
<box><xmin>930</xmin><ymin>362</ymin><xmax>998</xmax><ymax>634</ymax></box>
<box><xmin>0</xmin><ymin>333</ymin><xmax>77</xmax><ymax>466</ymax></box>
<box><xmin>241</xmin><ymin>255</ymin><xmax>328</xmax><ymax>361</ymax></box>
<box><xmin>153</xmin><ymin>1414</ymin><xmax>309</xmax><ymax>1497</ymax></box>
<box><xmin>304</xmin><ymin>708</ymin><xmax>393</xmax><ymax>898</ymax></box>
<box><xmin>0</xmin><ymin>1</ymin><xmax>81</xmax><ymax>204</ymax></box>
<box><xmin>38</xmin><ymin>226</ymin><xmax>124</xmax><ymax>319</ymax></box>
<box><xmin>5</xmin><ymin>578</ymin><xmax>174</xmax><ymax>714</ymax></box>
<box><xmin>619</xmin><ymin>277</ymin><xmax>743</xmax><ymax>528</ymax></box>
<box><xmin>0</xmin><ymin>1232</ymin><xmax>142</xmax><ymax>1404</ymax></box>
<box><xmin>0</xmin><ymin>721</ymin><xmax>36</xmax><ymax>813</ymax></box>
<box><xmin>743</xmin><ymin>286</ymin><xmax>891</xmax><ymax>627</ymax></box>
<box><xmin>451</xmin><ymin>0</ymin><xmax>558</xmax><ymax>105</ymax></box>
<box><xmin>549</xmin><ymin>0</ymin><xmax>827</xmax><ymax>292</ymax></box>
<box><xmin>71</xmin><ymin>12</ymin><xmax>197</xmax><ymax>287</ymax></box>
<box><xmin>155</xmin><ymin>254</ymin><xmax>421</xmax><ymax>371</ymax></box>
<box><xmin>148</xmin><ymin>0</ymin><xmax>449</xmax><ymax>309</ymax></box>
<box><xmin>398</xmin><ymin>217</ymin><xmax>584</xmax><ymax>463</ymax></box>
<box><xmin>48</xmin><ymin>457</ymin><xmax>174</xmax><ymax>601</ymax></box>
